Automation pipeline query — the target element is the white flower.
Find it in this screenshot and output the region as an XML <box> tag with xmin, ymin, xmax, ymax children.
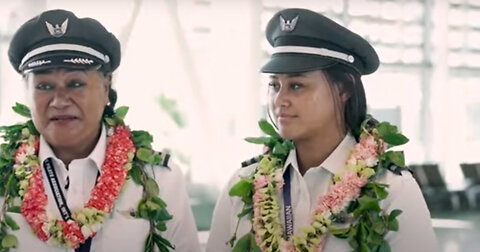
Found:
<box><xmin>81</xmin><ymin>225</ymin><xmax>93</xmax><ymax>238</ymax></box>
<box><xmin>365</xmin><ymin>157</ymin><xmax>378</xmax><ymax>167</ymax></box>
<box><xmin>17</xmin><ymin>152</ymin><xmax>27</xmax><ymax>164</ymax></box>
<box><xmin>25</xmin><ymin>145</ymin><xmax>35</xmax><ymax>156</ymax></box>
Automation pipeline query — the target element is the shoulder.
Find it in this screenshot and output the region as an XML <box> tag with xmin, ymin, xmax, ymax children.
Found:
<box><xmin>231</xmin><ymin>155</ymin><xmax>261</xmax><ymax>181</ymax></box>
<box><xmin>145</xmin><ymin>152</ymin><xmax>185</xmax><ymax>183</ymax></box>
<box><xmin>377</xmin><ymin>167</ymin><xmax>421</xmax><ymax>200</ymax></box>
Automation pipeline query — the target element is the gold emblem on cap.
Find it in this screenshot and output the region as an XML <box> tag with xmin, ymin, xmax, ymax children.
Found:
<box><xmin>280</xmin><ymin>15</ymin><xmax>299</xmax><ymax>32</ymax></box>
<box><xmin>45</xmin><ymin>18</ymin><xmax>69</xmax><ymax>38</ymax></box>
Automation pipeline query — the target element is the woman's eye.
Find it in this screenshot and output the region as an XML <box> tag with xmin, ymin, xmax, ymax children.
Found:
<box><xmin>35</xmin><ymin>83</ymin><xmax>54</xmax><ymax>91</ymax></box>
<box><xmin>268</xmin><ymin>82</ymin><xmax>280</xmax><ymax>91</ymax></box>
<box><xmin>68</xmin><ymin>81</ymin><xmax>85</xmax><ymax>88</ymax></box>
<box><xmin>290</xmin><ymin>83</ymin><xmax>303</xmax><ymax>90</ymax></box>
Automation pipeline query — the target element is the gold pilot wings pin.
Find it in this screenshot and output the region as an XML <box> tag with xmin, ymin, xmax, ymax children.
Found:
<box><xmin>45</xmin><ymin>18</ymin><xmax>69</xmax><ymax>37</ymax></box>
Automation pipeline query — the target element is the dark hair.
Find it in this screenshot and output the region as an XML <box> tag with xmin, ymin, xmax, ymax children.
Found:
<box><xmin>102</xmin><ymin>86</ymin><xmax>117</xmax><ymax>118</ymax></box>
<box><xmin>323</xmin><ymin>64</ymin><xmax>368</xmax><ymax>140</ymax></box>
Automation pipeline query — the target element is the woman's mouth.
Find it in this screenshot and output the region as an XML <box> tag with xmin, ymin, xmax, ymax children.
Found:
<box><xmin>50</xmin><ymin>115</ymin><xmax>79</xmax><ymax>125</ymax></box>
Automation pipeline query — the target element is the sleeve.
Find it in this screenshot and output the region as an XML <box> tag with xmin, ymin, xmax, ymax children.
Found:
<box><xmin>382</xmin><ymin>171</ymin><xmax>437</xmax><ymax>252</ymax></box>
<box><xmin>206</xmin><ymin>179</ymin><xmax>235</xmax><ymax>252</ymax></box>
<box><xmin>155</xmin><ymin>163</ymin><xmax>201</xmax><ymax>252</ymax></box>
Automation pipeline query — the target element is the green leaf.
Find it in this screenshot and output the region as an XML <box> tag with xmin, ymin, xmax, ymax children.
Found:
<box><xmin>4</xmin><ymin>214</ymin><xmax>19</xmax><ymax>230</ymax></box>
<box><xmin>152</xmin><ymin>232</ymin><xmax>175</xmax><ymax>250</ymax></box>
<box><xmin>1</xmin><ymin>234</ymin><xmax>18</xmax><ymax>248</ymax></box>
<box><xmin>374</xmin><ymin>184</ymin><xmax>388</xmax><ymax>200</ymax></box>
<box><xmin>7</xmin><ymin>206</ymin><xmax>20</xmax><ymax>214</ymax></box>
<box><xmin>145</xmin><ymin>200</ymin><xmax>160</xmax><ymax>211</ymax></box>
<box><xmin>258</xmin><ymin>119</ymin><xmax>280</xmax><ymax>138</ymax></box>
<box><xmin>382</xmin><ymin>133</ymin><xmax>409</xmax><ymax>146</ymax></box>
<box><xmin>388</xmin><ymin>209</ymin><xmax>403</xmax><ymax>222</ymax></box>
<box><xmin>151</xmin><ymin>196</ymin><xmax>168</xmax><ymax>208</ymax></box>
<box><xmin>237</xmin><ymin>206</ymin><xmax>253</xmax><ymax>218</ymax></box>
<box><xmin>145</xmin><ymin>177</ymin><xmax>160</xmax><ymax>197</ymax></box>
<box><xmin>115</xmin><ymin>106</ymin><xmax>129</xmax><ymax>121</ymax></box>
<box><xmin>156</xmin><ymin>222</ymin><xmax>167</xmax><ymax>231</ymax></box>
<box><xmin>232</xmin><ymin>233</ymin><xmax>250</xmax><ymax>252</ymax></box>
<box><xmin>379</xmin><ymin>240</ymin><xmax>391</xmax><ymax>252</ymax></box>
<box><xmin>372</xmin><ymin>221</ymin><xmax>384</xmax><ymax>234</ymax></box>
<box><xmin>137</xmin><ymin>148</ymin><xmax>154</xmax><ymax>164</ymax></box>
<box><xmin>385</xmin><ymin>151</ymin><xmax>405</xmax><ymax>167</ymax></box>
<box><xmin>144</xmin><ymin>233</ymin><xmax>154</xmax><ymax>252</ymax></box>
<box><xmin>366</xmin><ymin>231</ymin><xmax>383</xmax><ymax>245</ymax></box>
<box><xmin>152</xmin><ymin>153</ymin><xmax>163</xmax><ymax>165</ymax></box>
<box><xmin>283</xmin><ymin>140</ymin><xmax>294</xmax><ymax>150</ymax></box>
<box><xmin>250</xmin><ymin>232</ymin><xmax>262</xmax><ymax>252</ymax></box>
<box><xmin>244</xmin><ymin>137</ymin><xmax>271</xmax><ymax>145</ymax></box>
<box><xmin>387</xmin><ymin>218</ymin><xmax>399</xmax><ymax>231</ymax></box>
<box><xmin>131</xmin><ymin>130</ymin><xmax>153</xmax><ymax>148</ymax></box>
<box><xmin>12</xmin><ymin>103</ymin><xmax>31</xmax><ymax>118</ymax></box>
<box><xmin>331</xmin><ymin>227</ymin><xmax>350</xmax><ymax>238</ymax></box>
<box><xmin>137</xmin><ymin>200</ymin><xmax>149</xmax><ymax>219</ymax></box>
<box><xmin>26</xmin><ymin>120</ymin><xmax>38</xmax><ymax>135</ymax></box>
<box><xmin>104</xmin><ymin>117</ymin><xmax>116</xmax><ymax>126</ymax></box>
<box><xmin>359</xmin><ymin>242</ymin><xmax>371</xmax><ymax>252</ymax></box>
<box><xmin>376</xmin><ymin>122</ymin><xmax>397</xmax><ymax>138</ymax></box>
<box><xmin>272</xmin><ymin>142</ymin><xmax>287</xmax><ymax>156</ymax></box>
<box><xmin>228</xmin><ymin>179</ymin><xmax>252</xmax><ymax>197</ymax></box>
<box><xmin>156</xmin><ymin>208</ymin><xmax>173</xmax><ymax>221</ymax></box>
<box><xmin>129</xmin><ymin>165</ymin><xmax>143</xmax><ymax>184</ymax></box>
<box><xmin>353</xmin><ymin>196</ymin><xmax>381</xmax><ymax>217</ymax></box>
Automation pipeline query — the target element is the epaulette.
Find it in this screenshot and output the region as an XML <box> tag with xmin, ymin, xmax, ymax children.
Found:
<box><xmin>241</xmin><ymin>156</ymin><xmax>261</xmax><ymax>168</ymax></box>
<box><xmin>387</xmin><ymin>163</ymin><xmax>413</xmax><ymax>176</ymax></box>
<box><xmin>156</xmin><ymin>151</ymin><xmax>171</xmax><ymax>168</ymax></box>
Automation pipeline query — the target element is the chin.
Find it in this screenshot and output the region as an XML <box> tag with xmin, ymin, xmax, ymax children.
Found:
<box><xmin>46</xmin><ymin>135</ymin><xmax>77</xmax><ymax>149</ymax></box>
<box><xmin>278</xmin><ymin>127</ymin><xmax>299</xmax><ymax>141</ymax></box>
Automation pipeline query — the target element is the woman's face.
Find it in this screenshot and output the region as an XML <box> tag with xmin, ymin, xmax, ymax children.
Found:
<box><xmin>268</xmin><ymin>70</ymin><xmax>345</xmax><ymax>141</ymax></box>
<box><xmin>25</xmin><ymin>68</ymin><xmax>109</xmax><ymax>150</ymax></box>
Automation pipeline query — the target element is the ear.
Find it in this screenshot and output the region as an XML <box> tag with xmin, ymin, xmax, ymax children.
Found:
<box><xmin>337</xmin><ymin>74</ymin><xmax>355</xmax><ymax>103</ymax></box>
<box><xmin>102</xmin><ymin>73</ymin><xmax>112</xmax><ymax>105</ymax></box>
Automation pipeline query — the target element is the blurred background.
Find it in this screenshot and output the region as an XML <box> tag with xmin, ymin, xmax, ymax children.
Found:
<box><xmin>0</xmin><ymin>0</ymin><xmax>479</xmax><ymax>251</ymax></box>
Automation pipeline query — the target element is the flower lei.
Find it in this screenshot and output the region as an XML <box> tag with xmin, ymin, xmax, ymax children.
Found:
<box><xmin>229</xmin><ymin>118</ymin><xmax>409</xmax><ymax>252</ymax></box>
<box><xmin>0</xmin><ymin>103</ymin><xmax>174</xmax><ymax>251</ymax></box>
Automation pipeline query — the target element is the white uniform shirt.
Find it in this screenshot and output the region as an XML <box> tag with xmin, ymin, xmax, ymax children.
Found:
<box><xmin>207</xmin><ymin>134</ymin><xmax>437</xmax><ymax>252</ymax></box>
<box><xmin>8</xmin><ymin>126</ymin><xmax>201</xmax><ymax>252</ymax></box>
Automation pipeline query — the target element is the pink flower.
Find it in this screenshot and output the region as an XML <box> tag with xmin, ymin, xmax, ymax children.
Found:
<box><xmin>254</xmin><ymin>175</ymin><xmax>269</xmax><ymax>190</ymax></box>
<box><xmin>342</xmin><ymin>171</ymin><xmax>367</xmax><ymax>188</ymax></box>
<box><xmin>352</xmin><ymin>136</ymin><xmax>379</xmax><ymax>166</ymax></box>
<box><xmin>253</xmin><ymin>192</ymin><xmax>265</xmax><ymax>204</ymax></box>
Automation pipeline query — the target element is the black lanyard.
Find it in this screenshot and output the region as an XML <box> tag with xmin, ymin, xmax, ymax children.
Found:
<box><xmin>43</xmin><ymin>158</ymin><xmax>93</xmax><ymax>252</ymax></box>
<box><xmin>282</xmin><ymin>165</ymin><xmax>294</xmax><ymax>239</ymax></box>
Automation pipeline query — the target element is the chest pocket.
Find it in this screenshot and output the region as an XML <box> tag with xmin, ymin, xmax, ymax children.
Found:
<box><xmin>91</xmin><ymin>180</ymin><xmax>149</xmax><ymax>252</ymax></box>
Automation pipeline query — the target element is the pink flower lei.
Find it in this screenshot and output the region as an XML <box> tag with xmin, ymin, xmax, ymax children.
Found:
<box><xmin>15</xmin><ymin>125</ymin><xmax>135</xmax><ymax>249</ymax></box>
<box><xmin>250</xmin><ymin>134</ymin><xmax>388</xmax><ymax>252</ymax></box>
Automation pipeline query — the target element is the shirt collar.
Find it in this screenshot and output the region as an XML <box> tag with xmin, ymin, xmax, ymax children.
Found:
<box><xmin>39</xmin><ymin>124</ymin><xmax>107</xmax><ymax>172</ymax></box>
<box><xmin>283</xmin><ymin>133</ymin><xmax>357</xmax><ymax>175</ymax></box>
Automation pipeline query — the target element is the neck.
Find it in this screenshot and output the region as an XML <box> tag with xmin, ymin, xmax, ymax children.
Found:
<box><xmin>294</xmin><ymin>128</ymin><xmax>346</xmax><ymax>176</ymax></box>
<box><xmin>51</xmin><ymin>129</ymin><xmax>101</xmax><ymax>166</ymax></box>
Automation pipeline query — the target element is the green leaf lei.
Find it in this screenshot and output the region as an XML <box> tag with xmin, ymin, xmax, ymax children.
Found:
<box><xmin>0</xmin><ymin>103</ymin><xmax>174</xmax><ymax>252</ymax></box>
<box><xmin>228</xmin><ymin>117</ymin><xmax>410</xmax><ymax>252</ymax></box>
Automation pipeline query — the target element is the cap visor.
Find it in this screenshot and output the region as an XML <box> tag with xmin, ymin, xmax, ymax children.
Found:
<box><xmin>261</xmin><ymin>53</ymin><xmax>339</xmax><ymax>73</ymax></box>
